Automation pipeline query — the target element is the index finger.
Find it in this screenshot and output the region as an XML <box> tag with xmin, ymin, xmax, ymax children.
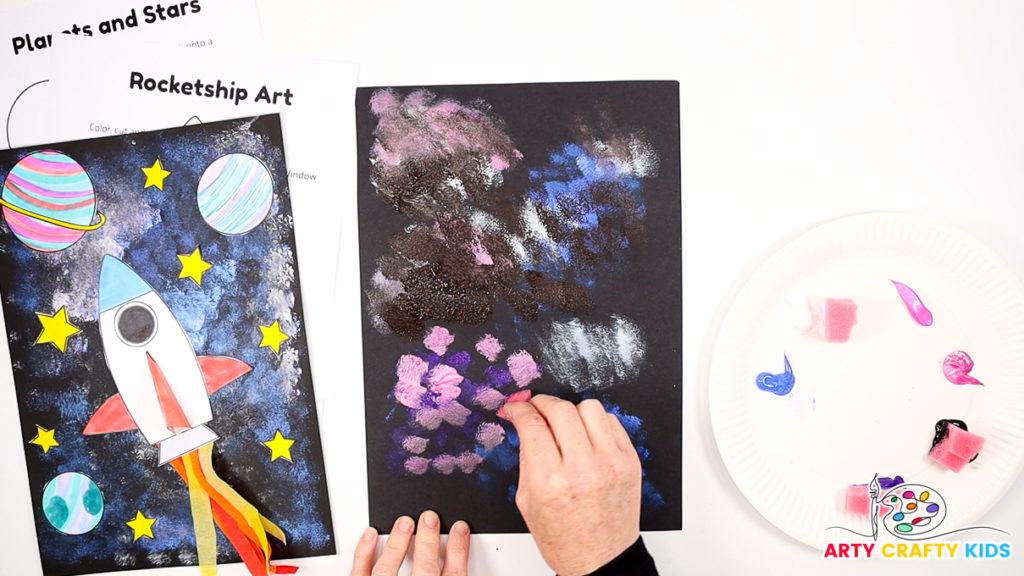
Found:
<box><xmin>530</xmin><ymin>395</ymin><xmax>593</xmax><ymax>465</ymax></box>
<box><xmin>504</xmin><ymin>399</ymin><xmax>560</xmax><ymax>473</ymax></box>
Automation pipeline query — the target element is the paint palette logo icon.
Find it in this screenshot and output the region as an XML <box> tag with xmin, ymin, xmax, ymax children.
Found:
<box><xmin>878</xmin><ymin>483</ymin><xmax>946</xmax><ymax>540</ymax></box>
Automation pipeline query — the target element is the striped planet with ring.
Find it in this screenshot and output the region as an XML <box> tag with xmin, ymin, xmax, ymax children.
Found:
<box><xmin>196</xmin><ymin>153</ymin><xmax>274</xmax><ymax>235</ymax></box>
<box><xmin>1</xmin><ymin>149</ymin><xmax>105</xmax><ymax>252</ymax></box>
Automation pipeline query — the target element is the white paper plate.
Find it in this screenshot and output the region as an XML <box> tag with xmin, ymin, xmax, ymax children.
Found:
<box><xmin>709</xmin><ymin>213</ymin><xmax>1024</xmax><ymax>548</ymax></box>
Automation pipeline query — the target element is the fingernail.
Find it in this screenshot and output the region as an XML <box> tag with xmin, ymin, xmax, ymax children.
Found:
<box><xmin>395</xmin><ymin>516</ymin><xmax>414</xmax><ymax>534</ymax></box>
<box><xmin>451</xmin><ymin>520</ymin><xmax>470</xmax><ymax>536</ymax></box>
<box><xmin>421</xmin><ymin>510</ymin><xmax>439</xmax><ymax>529</ymax></box>
<box><xmin>361</xmin><ymin>527</ymin><xmax>377</xmax><ymax>541</ymax></box>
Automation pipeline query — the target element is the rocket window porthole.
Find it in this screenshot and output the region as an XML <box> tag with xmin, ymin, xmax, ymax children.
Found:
<box><xmin>115</xmin><ymin>303</ymin><xmax>158</xmax><ymax>346</ymax></box>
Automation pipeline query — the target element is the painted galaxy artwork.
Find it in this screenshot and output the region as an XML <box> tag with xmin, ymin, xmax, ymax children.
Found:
<box><xmin>0</xmin><ymin>115</ymin><xmax>334</xmax><ymax>576</ymax></box>
<box><xmin>356</xmin><ymin>82</ymin><xmax>682</xmax><ymax>533</ymax></box>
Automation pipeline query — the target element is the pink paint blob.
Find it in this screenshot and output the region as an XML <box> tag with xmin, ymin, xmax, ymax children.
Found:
<box><xmin>415</xmin><ymin>408</ymin><xmax>443</xmax><ymax>430</ymax></box>
<box><xmin>404</xmin><ymin>456</ymin><xmax>430</xmax><ymax>475</ymax></box>
<box><xmin>943</xmin><ymin>350</ymin><xmax>983</xmax><ymax>386</ymax></box>
<box><xmin>393</xmin><ymin>382</ymin><xmax>426</xmax><ymax>409</ymax></box>
<box><xmin>472</xmin><ymin>387</ymin><xmax>506</xmax><ymax>410</ymax></box>
<box><xmin>369</xmin><ymin>90</ymin><xmax>399</xmax><ymax>115</ymax></box>
<box><xmin>470</xmin><ymin>239</ymin><xmax>494</xmax><ymax>265</ymax></box>
<box><xmin>423</xmin><ymin>326</ymin><xmax>455</xmax><ymax>356</ymax></box>
<box><xmin>439</xmin><ymin>402</ymin><xmax>471</xmax><ymax>426</ymax></box>
<box><xmin>891</xmin><ymin>280</ymin><xmax>933</xmax><ymax>326</ymax></box>
<box><xmin>476</xmin><ymin>422</ymin><xmax>505</xmax><ymax>451</ymax></box>
<box><xmin>402</xmin><ymin>436</ymin><xmax>429</xmax><ymax>454</ymax></box>
<box><xmin>427</xmin><ymin>364</ymin><xmax>464</xmax><ymax>402</ymax></box>
<box><xmin>433</xmin><ymin>454</ymin><xmax>457</xmax><ymax>475</ymax></box>
<box><xmin>457</xmin><ymin>452</ymin><xmax>484</xmax><ymax>474</ymax></box>
<box><xmin>507</xmin><ymin>351</ymin><xmax>541</xmax><ymax>387</ymax></box>
<box><xmin>497</xmin><ymin>390</ymin><xmax>533</xmax><ymax>421</ymax></box>
<box><xmin>396</xmin><ymin>354</ymin><xmax>428</xmax><ymax>385</ymax></box>
<box><xmin>490</xmin><ymin>154</ymin><xmax>510</xmax><ymax>170</ymax></box>
<box><xmin>475</xmin><ymin>335</ymin><xmax>503</xmax><ymax>362</ymax></box>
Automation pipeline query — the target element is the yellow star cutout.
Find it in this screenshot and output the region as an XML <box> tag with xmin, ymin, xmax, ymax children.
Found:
<box><xmin>262</xmin><ymin>430</ymin><xmax>295</xmax><ymax>462</ymax></box>
<box><xmin>36</xmin><ymin>307</ymin><xmax>80</xmax><ymax>353</ymax></box>
<box><xmin>258</xmin><ymin>321</ymin><xmax>289</xmax><ymax>354</ymax></box>
<box><xmin>177</xmin><ymin>247</ymin><xmax>212</xmax><ymax>286</ymax></box>
<box><xmin>126</xmin><ymin>510</ymin><xmax>156</xmax><ymax>541</ymax></box>
<box><xmin>141</xmin><ymin>159</ymin><xmax>171</xmax><ymax>190</ymax></box>
<box><xmin>29</xmin><ymin>425</ymin><xmax>59</xmax><ymax>453</ymax></box>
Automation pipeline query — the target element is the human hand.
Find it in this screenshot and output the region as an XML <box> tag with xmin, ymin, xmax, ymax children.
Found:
<box><xmin>350</xmin><ymin>511</ymin><xmax>470</xmax><ymax>576</ymax></box>
<box><xmin>505</xmin><ymin>395</ymin><xmax>642</xmax><ymax>576</ymax></box>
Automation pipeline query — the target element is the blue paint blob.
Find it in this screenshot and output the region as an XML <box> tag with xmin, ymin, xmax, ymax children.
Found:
<box><xmin>893</xmin><ymin>512</ymin><xmax>905</xmax><ymax>522</ymax></box>
<box><xmin>641</xmin><ymin>479</ymin><xmax>665</xmax><ymax>509</ymax></box>
<box><xmin>755</xmin><ymin>354</ymin><xmax>795</xmax><ymax>396</ymax></box>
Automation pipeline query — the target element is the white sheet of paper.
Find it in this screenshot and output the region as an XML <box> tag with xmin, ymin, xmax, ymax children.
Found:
<box><xmin>2</xmin><ymin>36</ymin><xmax>361</xmax><ymax>576</ymax></box>
<box><xmin>0</xmin><ymin>0</ymin><xmax>264</xmax><ymax>150</ymax></box>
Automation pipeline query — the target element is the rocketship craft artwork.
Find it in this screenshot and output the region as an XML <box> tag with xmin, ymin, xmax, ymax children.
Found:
<box><xmin>356</xmin><ymin>82</ymin><xmax>682</xmax><ymax>533</ymax></box>
<box><xmin>0</xmin><ymin>115</ymin><xmax>334</xmax><ymax>576</ymax></box>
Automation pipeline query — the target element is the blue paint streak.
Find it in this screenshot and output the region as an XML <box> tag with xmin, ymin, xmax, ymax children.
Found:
<box><xmin>755</xmin><ymin>354</ymin><xmax>796</xmax><ymax>396</ymax></box>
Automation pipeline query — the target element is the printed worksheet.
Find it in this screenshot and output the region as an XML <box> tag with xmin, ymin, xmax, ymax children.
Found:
<box><xmin>42</xmin><ymin>37</ymin><xmax>358</xmax><ymax>359</ymax></box>
<box><xmin>1</xmin><ymin>0</ymin><xmax>264</xmax><ymax>150</ymax></box>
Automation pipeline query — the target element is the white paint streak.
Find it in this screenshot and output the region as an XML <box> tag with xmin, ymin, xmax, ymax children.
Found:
<box><xmin>538</xmin><ymin>315</ymin><xmax>646</xmax><ymax>392</ymax></box>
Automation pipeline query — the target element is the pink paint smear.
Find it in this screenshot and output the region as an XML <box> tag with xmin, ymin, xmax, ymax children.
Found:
<box><xmin>423</xmin><ymin>326</ymin><xmax>455</xmax><ymax>356</ymax></box>
<box><xmin>475</xmin><ymin>334</ymin><xmax>503</xmax><ymax>362</ymax></box>
<box><xmin>507</xmin><ymin>351</ymin><xmax>541</xmax><ymax>387</ymax></box>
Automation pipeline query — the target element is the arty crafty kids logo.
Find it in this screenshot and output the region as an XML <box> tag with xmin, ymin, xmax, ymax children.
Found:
<box><xmin>824</xmin><ymin>473</ymin><xmax>1011</xmax><ymax>560</ymax></box>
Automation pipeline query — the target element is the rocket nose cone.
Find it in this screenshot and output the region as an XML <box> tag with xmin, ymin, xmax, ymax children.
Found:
<box><xmin>98</xmin><ymin>256</ymin><xmax>154</xmax><ymax>313</ymax></box>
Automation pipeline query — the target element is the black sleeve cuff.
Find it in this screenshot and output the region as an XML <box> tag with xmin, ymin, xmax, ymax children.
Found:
<box><xmin>585</xmin><ymin>536</ymin><xmax>659</xmax><ymax>576</ymax></box>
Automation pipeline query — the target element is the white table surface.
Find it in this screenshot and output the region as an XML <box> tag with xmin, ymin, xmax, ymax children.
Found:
<box><xmin>5</xmin><ymin>1</ymin><xmax>1024</xmax><ymax>574</ymax></box>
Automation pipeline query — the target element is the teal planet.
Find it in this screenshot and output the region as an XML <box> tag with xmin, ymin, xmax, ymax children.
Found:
<box><xmin>196</xmin><ymin>153</ymin><xmax>273</xmax><ymax>235</ymax></box>
<box><xmin>41</xmin><ymin>472</ymin><xmax>104</xmax><ymax>535</ymax></box>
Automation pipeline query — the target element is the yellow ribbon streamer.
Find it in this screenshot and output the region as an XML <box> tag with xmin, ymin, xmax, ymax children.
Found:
<box><xmin>182</xmin><ymin>451</ymin><xmax>218</xmax><ymax>576</ymax></box>
<box><xmin>197</xmin><ymin>443</ymin><xmax>274</xmax><ymax>569</ymax></box>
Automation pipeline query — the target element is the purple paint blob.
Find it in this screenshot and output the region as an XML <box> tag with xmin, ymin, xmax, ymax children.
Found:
<box><xmin>891</xmin><ymin>280</ymin><xmax>933</xmax><ymax>326</ymax></box>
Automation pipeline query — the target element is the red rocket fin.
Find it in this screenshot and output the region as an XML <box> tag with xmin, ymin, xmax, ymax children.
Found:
<box><xmin>148</xmin><ymin>352</ymin><xmax>190</xmax><ymax>431</ymax></box>
<box><xmin>83</xmin><ymin>355</ymin><xmax>250</xmax><ymax>436</ymax></box>
<box><xmin>198</xmin><ymin>356</ymin><xmax>252</xmax><ymax>394</ymax></box>
<box><xmin>83</xmin><ymin>394</ymin><xmax>138</xmax><ymax>435</ymax></box>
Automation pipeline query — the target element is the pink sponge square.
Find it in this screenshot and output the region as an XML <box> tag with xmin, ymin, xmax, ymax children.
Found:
<box><xmin>929</xmin><ymin>425</ymin><xmax>985</xmax><ymax>472</ymax></box>
<box><xmin>844</xmin><ymin>484</ymin><xmax>870</xmax><ymax>515</ymax></box>
<box><xmin>824</xmin><ymin>298</ymin><xmax>858</xmax><ymax>342</ymax></box>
